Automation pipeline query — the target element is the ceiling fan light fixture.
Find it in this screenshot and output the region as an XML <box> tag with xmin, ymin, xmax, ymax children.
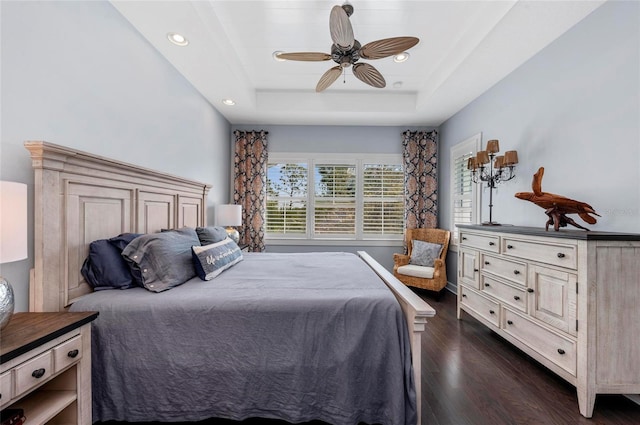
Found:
<box><xmin>393</xmin><ymin>52</ymin><xmax>410</xmax><ymax>63</ymax></box>
<box><xmin>222</xmin><ymin>99</ymin><xmax>236</xmax><ymax>106</ymax></box>
<box><xmin>167</xmin><ymin>32</ymin><xmax>189</xmax><ymax>46</ymax></box>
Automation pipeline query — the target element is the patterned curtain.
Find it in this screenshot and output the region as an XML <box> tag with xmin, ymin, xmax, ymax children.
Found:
<box><xmin>233</xmin><ymin>130</ymin><xmax>268</xmax><ymax>252</ymax></box>
<box><xmin>402</xmin><ymin>130</ymin><xmax>438</xmax><ymax>231</ymax></box>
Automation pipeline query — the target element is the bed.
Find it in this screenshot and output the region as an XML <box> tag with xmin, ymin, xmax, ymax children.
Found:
<box><xmin>25</xmin><ymin>141</ymin><xmax>436</xmax><ymax>425</ymax></box>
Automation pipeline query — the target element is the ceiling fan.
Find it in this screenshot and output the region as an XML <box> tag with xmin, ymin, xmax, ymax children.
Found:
<box><xmin>276</xmin><ymin>2</ymin><xmax>419</xmax><ymax>92</ymax></box>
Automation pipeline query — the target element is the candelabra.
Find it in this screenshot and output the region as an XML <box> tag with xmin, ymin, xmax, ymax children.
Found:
<box><xmin>467</xmin><ymin>139</ymin><xmax>518</xmax><ymax>225</ymax></box>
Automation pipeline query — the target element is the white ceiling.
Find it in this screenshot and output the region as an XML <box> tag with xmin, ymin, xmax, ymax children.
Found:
<box><xmin>110</xmin><ymin>0</ymin><xmax>605</xmax><ymax>127</ymax></box>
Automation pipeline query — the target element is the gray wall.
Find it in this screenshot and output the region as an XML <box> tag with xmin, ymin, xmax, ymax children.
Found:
<box><xmin>233</xmin><ymin>124</ymin><xmax>436</xmax><ymax>270</ymax></box>
<box><xmin>439</xmin><ymin>0</ymin><xmax>640</xmax><ymax>286</ymax></box>
<box><xmin>1</xmin><ymin>1</ymin><xmax>232</xmax><ymax>312</ymax></box>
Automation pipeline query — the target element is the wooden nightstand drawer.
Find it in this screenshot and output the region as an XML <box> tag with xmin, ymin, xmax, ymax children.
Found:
<box><xmin>54</xmin><ymin>335</ymin><xmax>83</xmax><ymax>372</ymax></box>
<box><xmin>481</xmin><ymin>274</ymin><xmax>527</xmax><ymax>313</ymax></box>
<box><xmin>0</xmin><ymin>370</ymin><xmax>12</xmax><ymax>407</ymax></box>
<box><xmin>14</xmin><ymin>350</ymin><xmax>54</xmax><ymax>397</ymax></box>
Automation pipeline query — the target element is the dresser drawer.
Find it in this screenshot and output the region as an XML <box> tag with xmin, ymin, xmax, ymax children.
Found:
<box><xmin>481</xmin><ymin>275</ymin><xmax>527</xmax><ymax>313</ymax></box>
<box><xmin>502</xmin><ymin>308</ymin><xmax>576</xmax><ymax>376</ymax></box>
<box><xmin>481</xmin><ymin>253</ymin><xmax>527</xmax><ymax>286</ymax></box>
<box><xmin>502</xmin><ymin>237</ymin><xmax>577</xmax><ymax>270</ymax></box>
<box><xmin>460</xmin><ymin>286</ymin><xmax>500</xmax><ymax>327</ymax></box>
<box><xmin>460</xmin><ymin>231</ymin><xmax>500</xmax><ymax>253</ymax></box>
<box><xmin>14</xmin><ymin>350</ymin><xmax>53</xmax><ymax>397</ymax></box>
<box><xmin>0</xmin><ymin>370</ymin><xmax>12</xmax><ymax>407</ymax></box>
<box><xmin>53</xmin><ymin>335</ymin><xmax>83</xmax><ymax>372</ymax></box>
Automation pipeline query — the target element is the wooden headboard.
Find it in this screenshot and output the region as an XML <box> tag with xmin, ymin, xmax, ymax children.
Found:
<box><xmin>26</xmin><ymin>141</ymin><xmax>212</xmax><ymax>312</ymax></box>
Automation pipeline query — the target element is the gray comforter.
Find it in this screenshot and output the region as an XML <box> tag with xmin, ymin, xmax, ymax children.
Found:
<box><xmin>70</xmin><ymin>252</ymin><xmax>416</xmax><ymax>425</ymax></box>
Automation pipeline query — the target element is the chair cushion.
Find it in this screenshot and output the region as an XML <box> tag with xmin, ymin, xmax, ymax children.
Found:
<box><xmin>397</xmin><ymin>264</ymin><xmax>435</xmax><ymax>279</ymax></box>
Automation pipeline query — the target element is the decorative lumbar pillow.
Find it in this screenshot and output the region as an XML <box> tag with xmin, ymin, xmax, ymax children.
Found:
<box><xmin>122</xmin><ymin>227</ymin><xmax>200</xmax><ymax>292</ymax></box>
<box><xmin>409</xmin><ymin>240</ymin><xmax>443</xmax><ymax>267</ymax></box>
<box><xmin>195</xmin><ymin>226</ymin><xmax>229</xmax><ymax>245</ymax></box>
<box><xmin>192</xmin><ymin>237</ymin><xmax>243</xmax><ymax>281</ymax></box>
<box><xmin>81</xmin><ymin>238</ymin><xmax>137</xmax><ymax>290</ymax></box>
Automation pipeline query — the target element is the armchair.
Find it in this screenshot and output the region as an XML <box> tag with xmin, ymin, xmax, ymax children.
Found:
<box><xmin>393</xmin><ymin>228</ymin><xmax>450</xmax><ymax>295</ymax></box>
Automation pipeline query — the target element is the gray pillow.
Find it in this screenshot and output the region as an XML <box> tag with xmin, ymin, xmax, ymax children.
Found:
<box><xmin>122</xmin><ymin>227</ymin><xmax>200</xmax><ymax>292</ymax></box>
<box><xmin>196</xmin><ymin>226</ymin><xmax>228</xmax><ymax>245</ymax></box>
<box><xmin>192</xmin><ymin>238</ymin><xmax>243</xmax><ymax>280</ymax></box>
<box><xmin>409</xmin><ymin>240</ymin><xmax>443</xmax><ymax>267</ymax></box>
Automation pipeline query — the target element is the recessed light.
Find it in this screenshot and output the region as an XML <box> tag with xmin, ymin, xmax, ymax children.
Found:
<box><xmin>167</xmin><ymin>32</ymin><xmax>189</xmax><ymax>46</ymax></box>
<box><xmin>273</xmin><ymin>51</ymin><xmax>286</xmax><ymax>62</ymax></box>
<box><xmin>222</xmin><ymin>99</ymin><xmax>236</xmax><ymax>106</ymax></box>
<box><xmin>393</xmin><ymin>52</ymin><xmax>409</xmax><ymax>63</ymax></box>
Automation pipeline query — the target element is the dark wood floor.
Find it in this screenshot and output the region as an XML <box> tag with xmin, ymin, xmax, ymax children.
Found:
<box><xmin>100</xmin><ymin>289</ymin><xmax>640</xmax><ymax>425</ymax></box>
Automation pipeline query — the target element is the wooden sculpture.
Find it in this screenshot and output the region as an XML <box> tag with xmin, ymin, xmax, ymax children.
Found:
<box><xmin>514</xmin><ymin>167</ymin><xmax>600</xmax><ymax>231</ymax></box>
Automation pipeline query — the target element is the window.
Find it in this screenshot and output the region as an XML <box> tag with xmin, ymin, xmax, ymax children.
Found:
<box><xmin>267</xmin><ymin>153</ymin><xmax>403</xmax><ymax>241</ymax></box>
<box><xmin>450</xmin><ymin>134</ymin><xmax>481</xmax><ymax>245</ymax></box>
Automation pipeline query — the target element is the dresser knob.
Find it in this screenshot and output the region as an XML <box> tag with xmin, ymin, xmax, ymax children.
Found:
<box><xmin>484</xmin><ymin>283</ymin><xmax>491</xmax><ymax>287</ymax></box>
<box><xmin>489</xmin><ymin>242</ymin><xmax>495</xmax><ymax>246</ymax></box>
<box><xmin>507</xmin><ymin>244</ymin><xmax>514</xmax><ymax>249</ymax></box>
<box><xmin>68</xmin><ymin>349</ymin><xmax>79</xmax><ymax>358</ymax></box>
<box><xmin>462</xmin><ymin>237</ymin><xmax>467</xmax><ymax>240</ymax></box>
<box><xmin>484</xmin><ymin>261</ymin><xmax>490</xmax><ymax>265</ymax></box>
<box><xmin>557</xmin><ymin>348</ymin><xmax>566</xmax><ymax>355</ymax></box>
<box><xmin>527</xmin><ymin>288</ymin><xmax>534</xmax><ymax>293</ymax></box>
<box><xmin>462</xmin><ymin>294</ymin><xmax>467</xmax><ymax>298</ymax></box>
<box><xmin>473</xmin><ymin>268</ymin><xmax>479</xmax><ymax>272</ymax></box>
<box><xmin>507</xmin><ymin>320</ymin><xmax>513</xmax><ymax>325</ymax></box>
<box><xmin>513</xmin><ymin>296</ymin><xmax>520</xmax><ymax>301</ymax></box>
<box><xmin>513</xmin><ymin>270</ymin><xmax>520</xmax><ymax>275</ymax></box>
<box><xmin>32</xmin><ymin>368</ymin><xmax>46</xmax><ymax>379</ymax></box>
<box><xmin>557</xmin><ymin>252</ymin><xmax>566</xmax><ymax>258</ymax></box>
<box><xmin>489</xmin><ymin>310</ymin><xmax>495</xmax><ymax>315</ymax></box>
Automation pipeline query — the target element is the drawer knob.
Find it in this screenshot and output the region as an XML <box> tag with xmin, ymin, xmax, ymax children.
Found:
<box><xmin>557</xmin><ymin>252</ymin><xmax>566</xmax><ymax>258</ymax></box>
<box><xmin>473</xmin><ymin>268</ymin><xmax>479</xmax><ymax>272</ymax></box>
<box><xmin>557</xmin><ymin>348</ymin><xmax>566</xmax><ymax>355</ymax></box>
<box><xmin>484</xmin><ymin>261</ymin><xmax>490</xmax><ymax>265</ymax></box>
<box><xmin>484</xmin><ymin>283</ymin><xmax>491</xmax><ymax>287</ymax></box>
<box><xmin>489</xmin><ymin>310</ymin><xmax>495</xmax><ymax>315</ymax></box>
<box><xmin>68</xmin><ymin>349</ymin><xmax>80</xmax><ymax>358</ymax></box>
<box><xmin>507</xmin><ymin>244</ymin><xmax>514</xmax><ymax>249</ymax></box>
<box><xmin>489</xmin><ymin>242</ymin><xmax>495</xmax><ymax>246</ymax></box>
<box><xmin>507</xmin><ymin>320</ymin><xmax>513</xmax><ymax>325</ymax></box>
<box><xmin>513</xmin><ymin>270</ymin><xmax>520</xmax><ymax>275</ymax></box>
<box><xmin>527</xmin><ymin>288</ymin><xmax>534</xmax><ymax>293</ymax></box>
<box><xmin>32</xmin><ymin>368</ymin><xmax>46</xmax><ymax>379</ymax></box>
<box><xmin>462</xmin><ymin>237</ymin><xmax>467</xmax><ymax>240</ymax></box>
<box><xmin>513</xmin><ymin>295</ymin><xmax>520</xmax><ymax>301</ymax></box>
<box><xmin>462</xmin><ymin>294</ymin><xmax>467</xmax><ymax>298</ymax></box>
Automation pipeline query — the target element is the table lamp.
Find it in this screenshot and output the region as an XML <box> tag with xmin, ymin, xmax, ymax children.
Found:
<box><xmin>0</xmin><ymin>181</ymin><xmax>28</xmax><ymax>329</ymax></box>
<box><xmin>216</xmin><ymin>204</ymin><xmax>242</xmax><ymax>243</ymax></box>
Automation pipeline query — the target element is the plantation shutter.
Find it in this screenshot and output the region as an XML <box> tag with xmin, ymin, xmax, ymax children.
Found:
<box><xmin>314</xmin><ymin>163</ymin><xmax>356</xmax><ymax>235</ymax></box>
<box><xmin>363</xmin><ymin>164</ymin><xmax>404</xmax><ymax>235</ymax></box>
<box><xmin>266</xmin><ymin>162</ymin><xmax>308</xmax><ymax>235</ymax></box>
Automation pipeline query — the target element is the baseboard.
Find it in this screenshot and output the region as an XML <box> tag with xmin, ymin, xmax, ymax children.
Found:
<box><xmin>445</xmin><ymin>281</ymin><xmax>457</xmax><ymax>294</ymax></box>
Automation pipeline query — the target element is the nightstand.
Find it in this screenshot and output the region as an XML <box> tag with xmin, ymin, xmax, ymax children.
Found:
<box><xmin>0</xmin><ymin>311</ymin><xmax>98</xmax><ymax>425</ymax></box>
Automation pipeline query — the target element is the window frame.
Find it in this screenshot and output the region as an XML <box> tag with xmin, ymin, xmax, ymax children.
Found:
<box><xmin>449</xmin><ymin>133</ymin><xmax>482</xmax><ymax>249</ymax></box>
<box><xmin>266</xmin><ymin>152</ymin><xmax>403</xmax><ymax>244</ymax></box>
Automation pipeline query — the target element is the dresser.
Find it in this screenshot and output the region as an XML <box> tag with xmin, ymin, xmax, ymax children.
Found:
<box><xmin>456</xmin><ymin>224</ymin><xmax>640</xmax><ymax>417</ymax></box>
<box><xmin>0</xmin><ymin>312</ymin><xmax>98</xmax><ymax>425</ymax></box>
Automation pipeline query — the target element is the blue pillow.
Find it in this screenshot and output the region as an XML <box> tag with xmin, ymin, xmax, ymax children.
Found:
<box><xmin>81</xmin><ymin>239</ymin><xmax>136</xmax><ymax>290</ymax></box>
<box><xmin>196</xmin><ymin>226</ymin><xmax>228</xmax><ymax>245</ymax></box>
<box><xmin>192</xmin><ymin>238</ymin><xmax>243</xmax><ymax>280</ymax></box>
<box><xmin>122</xmin><ymin>227</ymin><xmax>200</xmax><ymax>292</ymax></box>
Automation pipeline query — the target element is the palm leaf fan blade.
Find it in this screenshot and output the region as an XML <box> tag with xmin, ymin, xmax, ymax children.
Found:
<box><xmin>276</xmin><ymin>52</ymin><xmax>332</xmax><ymax>61</ymax></box>
<box><xmin>316</xmin><ymin>66</ymin><xmax>343</xmax><ymax>92</ymax></box>
<box><xmin>360</xmin><ymin>36</ymin><xmax>419</xmax><ymax>60</ymax></box>
<box><xmin>352</xmin><ymin>63</ymin><xmax>385</xmax><ymax>88</ymax></box>
<box><xmin>330</xmin><ymin>5</ymin><xmax>354</xmax><ymax>50</ymax></box>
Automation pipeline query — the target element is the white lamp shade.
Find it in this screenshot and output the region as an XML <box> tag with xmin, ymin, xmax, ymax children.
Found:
<box><xmin>216</xmin><ymin>204</ymin><xmax>242</xmax><ymax>227</ymax></box>
<box><xmin>0</xmin><ymin>182</ymin><xmax>28</xmax><ymax>263</ymax></box>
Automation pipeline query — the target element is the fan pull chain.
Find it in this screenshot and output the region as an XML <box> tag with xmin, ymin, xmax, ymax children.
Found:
<box><xmin>343</xmin><ymin>68</ymin><xmax>346</xmax><ymax>84</ymax></box>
